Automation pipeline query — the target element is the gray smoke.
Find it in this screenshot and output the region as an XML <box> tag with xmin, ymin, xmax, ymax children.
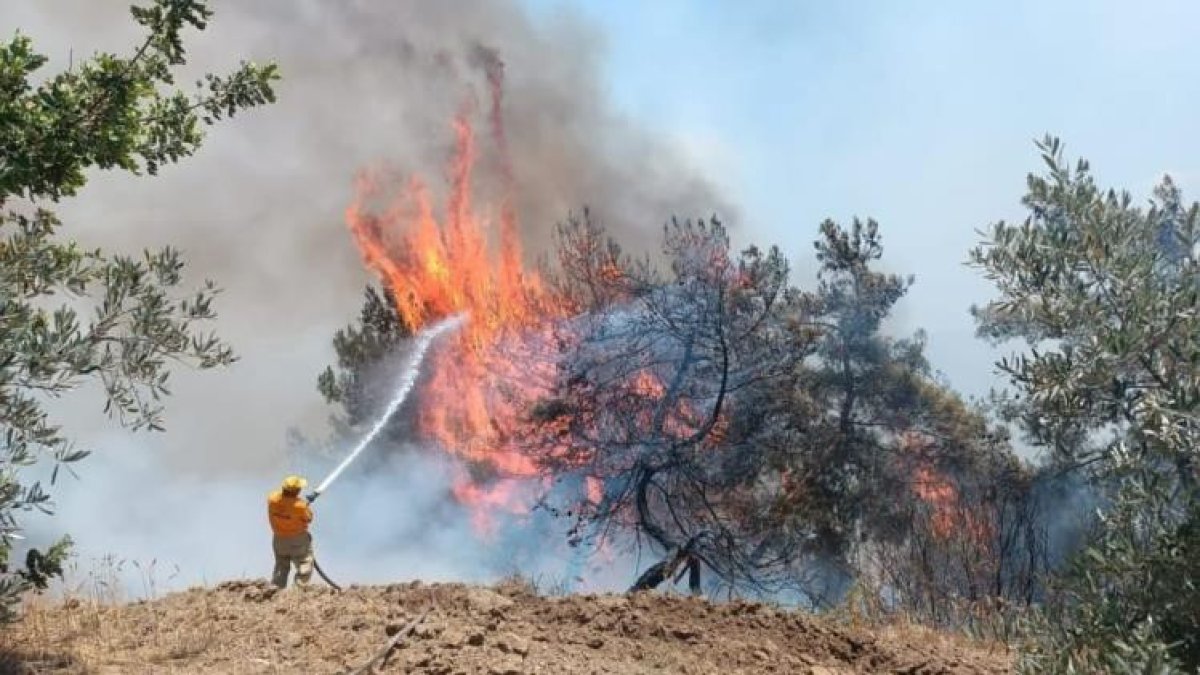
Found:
<box><xmin>11</xmin><ymin>0</ymin><xmax>731</xmax><ymax>594</ymax></box>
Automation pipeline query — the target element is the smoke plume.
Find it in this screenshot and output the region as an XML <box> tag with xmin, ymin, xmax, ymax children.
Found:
<box><xmin>12</xmin><ymin>0</ymin><xmax>732</xmax><ymax>593</ymax></box>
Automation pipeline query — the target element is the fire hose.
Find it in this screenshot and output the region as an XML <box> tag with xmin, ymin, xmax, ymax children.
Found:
<box><xmin>311</xmin><ymin>559</ymin><xmax>342</xmax><ymax>591</ymax></box>
<box><xmin>295</xmin><ymin>316</ymin><xmax>465</xmax><ymax>593</ymax></box>
<box><xmin>307</xmin><ymin>511</ymin><xmax>343</xmax><ymax>591</ymax></box>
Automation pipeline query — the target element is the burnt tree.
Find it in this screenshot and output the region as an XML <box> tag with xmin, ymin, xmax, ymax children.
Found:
<box><xmin>529</xmin><ymin>214</ymin><xmax>812</xmax><ymax>593</ymax></box>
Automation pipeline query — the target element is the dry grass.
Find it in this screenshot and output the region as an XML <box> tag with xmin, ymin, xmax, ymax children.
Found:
<box><xmin>0</xmin><ymin>555</ymin><xmax>214</xmax><ymax>675</ymax></box>
<box><xmin>822</xmin><ymin>577</ymin><xmax>1021</xmax><ymax>664</ymax></box>
<box><xmin>493</xmin><ymin>569</ymin><xmax>575</xmax><ymax>597</ymax></box>
<box><xmin>8</xmin><ymin>588</ymin><xmax>308</xmax><ymax>674</ymax></box>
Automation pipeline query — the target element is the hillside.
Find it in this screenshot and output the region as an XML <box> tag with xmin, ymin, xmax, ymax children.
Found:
<box><xmin>1</xmin><ymin>579</ymin><xmax>1012</xmax><ymax>674</ymax></box>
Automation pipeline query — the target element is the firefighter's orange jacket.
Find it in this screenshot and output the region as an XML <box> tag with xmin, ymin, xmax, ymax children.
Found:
<box><xmin>267</xmin><ymin>490</ymin><xmax>313</xmax><ymax>537</ymax></box>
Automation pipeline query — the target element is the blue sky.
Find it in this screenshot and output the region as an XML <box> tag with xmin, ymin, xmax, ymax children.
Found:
<box><xmin>519</xmin><ymin>0</ymin><xmax>1200</xmax><ymax>401</ymax></box>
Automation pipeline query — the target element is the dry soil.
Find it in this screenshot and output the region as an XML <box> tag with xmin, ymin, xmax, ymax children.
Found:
<box><xmin>0</xmin><ymin>579</ymin><xmax>1013</xmax><ymax>674</ymax></box>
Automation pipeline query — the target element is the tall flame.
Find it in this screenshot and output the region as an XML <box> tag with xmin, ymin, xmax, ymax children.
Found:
<box><xmin>341</xmin><ymin>60</ymin><xmax>724</xmax><ymax>545</ymax></box>
<box><xmin>344</xmin><ymin>95</ymin><xmax>567</xmax><ymax>532</ymax></box>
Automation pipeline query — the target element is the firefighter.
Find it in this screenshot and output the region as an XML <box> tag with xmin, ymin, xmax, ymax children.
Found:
<box><xmin>267</xmin><ymin>475</ymin><xmax>315</xmax><ymax>589</ymax></box>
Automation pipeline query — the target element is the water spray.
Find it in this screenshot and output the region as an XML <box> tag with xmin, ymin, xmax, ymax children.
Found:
<box><xmin>307</xmin><ymin>314</ymin><xmax>465</xmax><ymax>503</ymax></box>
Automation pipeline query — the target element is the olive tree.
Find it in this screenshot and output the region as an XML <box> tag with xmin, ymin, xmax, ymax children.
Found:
<box><xmin>970</xmin><ymin>136</ymin><xmax>1199</xmax><ymax>672</ymax></box>
<box><xmin>0</xmin><ymin>0</ymin><xmax>277</xmax><ymax>619</ymax></box>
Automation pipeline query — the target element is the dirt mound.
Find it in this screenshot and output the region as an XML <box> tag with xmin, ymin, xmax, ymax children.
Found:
<box><xmin>1</xmin><ymin>579</ymin><xmax>1011</xmax><ymax>674</ymax></box>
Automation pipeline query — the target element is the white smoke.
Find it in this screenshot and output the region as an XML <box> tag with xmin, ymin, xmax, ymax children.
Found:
<box><xmin>45</xmin><ymin>437</ymin><xmax>637</xmax><ymax>599</ymax></box>
<box><xmin>13</xmin><ymin>0</ymin><xmax>726</xmax><ymax>597</ymax></box>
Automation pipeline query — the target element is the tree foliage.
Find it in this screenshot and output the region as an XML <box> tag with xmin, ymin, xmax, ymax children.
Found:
<box><xmin>528</xmin><ymin>214</ymin><xmax>810</xmax><ymax>591</ymax></box>
<box><xmin>0</xmin><ymin>0</ymin><xmax>277</xmax><ymax>618</ymax></box>
<box><xmin>318</xmin><ymin>285</ymin><xmax>415</xmax><ymax>434</ymax></box>
<box><xmin>971</xmin><ymin>136</ymin><xmax>1200</xmax><ymax>672</ymax></box>
<box><xmin>750</xmin><ymin>218</ymin><xmax>1044</xmax><ymax>609</ymax></box>
<box><xmin>525</xmin><ymin>214</ymin><xmax>1027</xmax><ymax>599</ymax></box>
<box><xmin>318</xmin><ymin>209</ymin><xmax>1030</xmax><ymax>601</ymax></box>
<box><xmin>1</xmin><ymin>1</ymin><xmax>277</xmax><ymax>199</ymax></box>
<box><xmin>781</xmin><ymin>218</ymin><xmax>922</xmax><ymax>557</ymax></box>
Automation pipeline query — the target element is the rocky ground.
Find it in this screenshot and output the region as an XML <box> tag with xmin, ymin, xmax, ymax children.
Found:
<box><xmin>0</xmin><ymin>579</ymin><xmax>1012</xmax><ymax>674</ymax></box>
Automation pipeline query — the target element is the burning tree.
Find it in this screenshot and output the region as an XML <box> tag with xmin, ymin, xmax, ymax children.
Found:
<box><xmin>526</xmin><ymin>213</ymin><xmax>812</xmax><ymax>592</ymax></box>
<box><xmin>319</xmin><ymin>138</ymin><xmax>1034</xmax><ymax>598</ymax></box>
<box><xmin>313</xmin><ymin>52</ymin><xmax>807</xmax><ymax>555</ymax></box>
<box><xmin>730</xmin><ymin>219</ymin><xmax>1055</xmax><ymax>612</ymax></box>
<box><xmin>512</xmin><ymin>212</ymin><xmax>1032</xmax><ymax>601</ymax></box>
<box><xmin>745</xmin><ymin>220</ymin><xmax>976</xmax><ymax>602</ymax></box>
<box><xmin>314</xmin><ymin>47</ymin><xmax>1039</xmax><ymax>604</ymax></box>
<box><xmin>872</xmin><ymin>437</ymin><xmax>1052</xmax><ymax>632</ymax></box>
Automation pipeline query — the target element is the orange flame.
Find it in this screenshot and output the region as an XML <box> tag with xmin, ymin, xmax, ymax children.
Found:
<box><xmin>345</xmin><ymin>103</ymin><xmax>566</xmax><ymax>532</ymax></box>
<box><xmin>343</xmin><ymin>77</ymin><xmax>726</xmax><ymax>539</ymax></box>
<box><xmin>903</xmin><ymin>432</ymin><xmax>993</xmax><ymax>543</ymax></box>
<box><xmin>911</xmin><ymin>464</ymin><xmax>961</xmax><ymax>539</ymax></box>
<box><xmin>585</xmin><ymin>476</ymin><xmax>604</xmax><ymax>505</ymax></box>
